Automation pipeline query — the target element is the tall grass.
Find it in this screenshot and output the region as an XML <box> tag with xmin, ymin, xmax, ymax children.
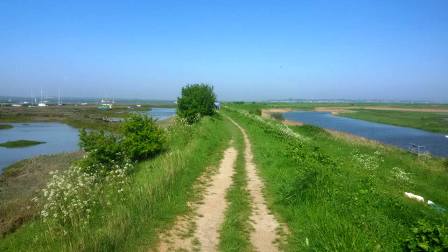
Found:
<box><xmin>224</xmin><ymin>108</ymin><xmax>448</xmax><ymax>251</ymax></box>
<box><xmin>0</xmin><ymin>116</ymin><xmax>232</xmax><ymax>251</ymax></box>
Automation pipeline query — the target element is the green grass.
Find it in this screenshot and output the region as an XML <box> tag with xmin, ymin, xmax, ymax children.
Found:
<box><xmin>0</xmin><ymin>140</ymin><xmax>45</xmax><ymax>148</ymax></box>
<box><xmin>219</xmin><ymin>119</ymin><xmax>252</xmax><ymax>252</ymax></box>
<box><xmin>0</xmin><ymin>116</ymin><xmax>232</xmax><ymax>251</ymax></box>
<box><xmin>341</xmin><ymin>109</ymin><xmax>448</xmax><ymax>134</ymax></box>
<box><xmin>0</xmin><ymin>124</ymin><xmax>13</xmax><ymax>130</ymax></box>
<box><xmin>224</xmin><ymin>107</ymin><xmax>448</xmax><ymax>251</ymax></box>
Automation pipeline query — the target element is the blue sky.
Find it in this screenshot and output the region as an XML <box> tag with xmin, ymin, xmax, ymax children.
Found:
<box><xmin>1</xmin><ymin>0</ymin><xmax>447</xmax><ymax>101</ymax></box>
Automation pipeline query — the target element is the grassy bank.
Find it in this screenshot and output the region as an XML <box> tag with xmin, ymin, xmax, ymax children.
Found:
<box><xmin>0</xmin><ymin>116</ymin><xmax>232</xmax><ymax>251</ymax></box>
<box><xmin>341</xmin><ymin>109</ymin><xmax>448</xmax><ymax>134</ymax></box>
<box><xmin>0</xmin><ymin>152</ymin><xmax>83</xmax><ymax>236</ymax></box>
<box><xmin>0</xmin><ymin>140</ymin><xmax>45</xmax><ymax>148</ymax></box>
<box><xmin>224</xmin><ymin>107</ymin><xmax>448</xmax><ymax>251</ymax></box>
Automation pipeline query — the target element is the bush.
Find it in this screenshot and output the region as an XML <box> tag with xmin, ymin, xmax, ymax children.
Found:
<box><xmin>79</xmin><ymin>114</ymin><xmax>166</xmax><ymax>173</ymax></box>
<box><xmin>79</xmin><ymin>129</ymin><xmax>124</xmax><ymax>173</ymax></box>
<box><xmin>403</xmin><ymin>220</ymin><xmax>448</xmax><ymax>251</ymax></box>
<box><xmin>177</xmin><ymin>83</ymin><xmax>216</xmax><ymax>124</ymax></box>
<box><xmin>121</xmin><ymin>114</ymin><xmax>166</xmax><ymax>161</ymax></box>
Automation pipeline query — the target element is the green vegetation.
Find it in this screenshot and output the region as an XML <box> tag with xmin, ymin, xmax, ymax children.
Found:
<box><xmin>224</xmin><ymin>107</ymin><xmax>448</xmax><ymax>251</ymax></box>
<box><xmin>0</xmin><ymin>124</ymin><xmax>13</xmax><ymax>130</ymax></box>
<box><xmin>79</xmin><ymin>114</ymin><xmax>165</xmax><ymax>173</ymax></box>
<box><xmin>341</xmin><ymin>109</ymin><xmax>448</xmax><ymax>134</ymax></box>
<box><xmin>0</xmin><ymin>140</ymin><xmax>45</xmax><ymax>148</ymax></box>
<box><xmin>0</xmin><ymin>116</ymin><xmax>232</xmax><ymax>251</ymax></box>
<box><xmin>177</xmin><ymin>83</ymin><xmax>216</xmax><ymax>123</ymax></box>
<box><xmin>121</xmin><ymin>114</ymin><xmax>166</xmax><ymax>161</ymax></box>
<box><xmin>402</xmin><ymin>220</ymin><xmax>448</xmax><ymax>251</ymax></box>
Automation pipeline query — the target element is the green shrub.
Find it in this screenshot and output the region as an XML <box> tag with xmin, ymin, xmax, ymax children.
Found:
<box><xmin>403</xmin><ymin>220</ymin><xmax>448</xmax><ymax>251</ymax></box>
<box><xmin>121</xmin><ymin>114</ymin><xmax>166</xmax><ymax>161</ymax></box>
<box><xmin>79</xmin><ymin>129</ymin><xmax>124</xmax><ymax>173</ymax></box>
<box><xmin>177</xmin><ymin>83</ymin><xmax>216</xmax><ymax>124</ymax></box>
<box><xmin>79</xmin><ymin>114</ymin><xmax>166</xmax><ymax>173</ymax></box>
<box><xmin>248</xmin><ymin>108</ymin><xmax>261</xmax><ymax>116</ymax></box>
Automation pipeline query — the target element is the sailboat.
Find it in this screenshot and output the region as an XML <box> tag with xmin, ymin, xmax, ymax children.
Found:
<box><xmin>38</xmin><ymin>89</ymin><xmax>47</xmax><ymax>107</ymax></box>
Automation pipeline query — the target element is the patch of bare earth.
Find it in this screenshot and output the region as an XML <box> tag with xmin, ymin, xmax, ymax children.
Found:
<box><xmin>261</xmin><ymin>108</ymin><xmax>292</xmax><ymax>119</ymax></box>
<box><xmin>155</xmin><ymin>146</ymin><xmax>237</xmax><ymax>252</ymax></box>
<box><xmin>228</xmin><ymin>117</ymin><xmax>286</xmax><ymax>252</ymax></box>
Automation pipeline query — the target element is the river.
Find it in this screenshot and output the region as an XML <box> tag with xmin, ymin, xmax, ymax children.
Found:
<box><xmin>283</xmin><ymin>111</ymin><xmax>448</xmax><ymax>157</ymax></box>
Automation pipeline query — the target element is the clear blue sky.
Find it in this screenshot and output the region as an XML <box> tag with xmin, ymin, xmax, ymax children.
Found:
<box><xmin>1</xmin><ymin>0</ymin><xmax>447</xmax><ymax>101</ymax></box>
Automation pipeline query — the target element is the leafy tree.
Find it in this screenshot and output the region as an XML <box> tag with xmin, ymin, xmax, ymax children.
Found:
<box><xmin>121</xmin><ymin>114</ymin><xmax>166</xmax><ymax>161</ymax></box>
<box><xmin>177</xmin><ymin>83</ymin><xmax>217</xmax><ymax>123</ymax></box>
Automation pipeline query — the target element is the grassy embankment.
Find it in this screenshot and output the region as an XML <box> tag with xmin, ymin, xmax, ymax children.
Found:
<box><xmin>228</xmin><ymin>102</ymin><xmax>448</xmax><ymax>134</ymax></box>
<box><xmin>0</xmin><ymin>140</ymin><xmax>45</xmax><ymax>148</ymax></box>
<box><xmin>224</xmin><ymin>107</ymin><xmax>448</xmax><ymax>251</ymax></box>
<box><xmin>0</xmin><ymin>115</ymin><xmax>232</xmax><ymax>251</ymax></box>
<box><xmin>341</xmin><ymin>109</ymin><xmax>448</xmax><ymax>134</ymax></box>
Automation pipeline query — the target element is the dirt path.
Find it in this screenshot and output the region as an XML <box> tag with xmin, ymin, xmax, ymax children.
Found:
<box><xmin>227</xmin><ymin>117</ymin><xmax>284</xmax><ymax>252</ymax></box>
<box><xmin>156</xmin><ymin>146</ymin><xmax>237</xmax><ymax>252</ymax></box>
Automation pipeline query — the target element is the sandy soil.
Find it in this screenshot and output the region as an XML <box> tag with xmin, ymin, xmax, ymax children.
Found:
<box><xmin>228</xmin><ymin>117</ymin><xmax>284</xmax><ymax>252</ymax></box>
<box><xmin>156</xmin><ymin>146</ymin><xmax>237</xmax><ymax>252</ymax></box>
<box><xmin>282</xmin><ymin>120</ymin><xmax>304</xmax><ymax>126</ymax></box>
<box><xmin>261</xmin><ymin>108</ymin><xmax>292</xmax><ymax>118</ymax></box>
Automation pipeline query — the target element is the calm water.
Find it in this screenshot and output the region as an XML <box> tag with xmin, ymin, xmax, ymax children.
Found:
<box><xmin>0</xmin><ymin>123</ymin><xmax>79</xmax><ymax>171</ymax></box>
<box><xmin>283</xmin><ymin>111</ymin><xmax>448</xmax><ymax>157</ymax></box>
<box><xmin>148</xmin><ymin>108</ymin><xmax>176</xmax><ymax>120</ymax></box>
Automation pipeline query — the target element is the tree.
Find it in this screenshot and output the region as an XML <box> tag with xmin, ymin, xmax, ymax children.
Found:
<box><xmin>177</xmin><ymin>83</ymin><xmax>217</xmax><ymax>123</ymax></box>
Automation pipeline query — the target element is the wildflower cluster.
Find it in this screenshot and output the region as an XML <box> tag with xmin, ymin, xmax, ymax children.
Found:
<box><xmin>391</xmin><ymin>167</ymin><xmax>411</xmax><ymax>183</ymax></box>
<box><xmin>352</xmin><ymin>150</ymin><xmax>384</xmax><ymax>171</ymax></box>
<box><xmin>38</xmin><ymin>160</ymin><xmax>133</xmax><ymax>231</ymax></box>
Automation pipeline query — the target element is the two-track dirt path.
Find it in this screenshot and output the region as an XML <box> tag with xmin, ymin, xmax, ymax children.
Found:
<box><xmin>228</xmin><ymin>117</ymin><xmax>283</xmax><ymax>252</ymax></box>
<box><xmin>155</xmin><ymin>116</ymin><xmax>284</xmax><ymax>251</ymax></box>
